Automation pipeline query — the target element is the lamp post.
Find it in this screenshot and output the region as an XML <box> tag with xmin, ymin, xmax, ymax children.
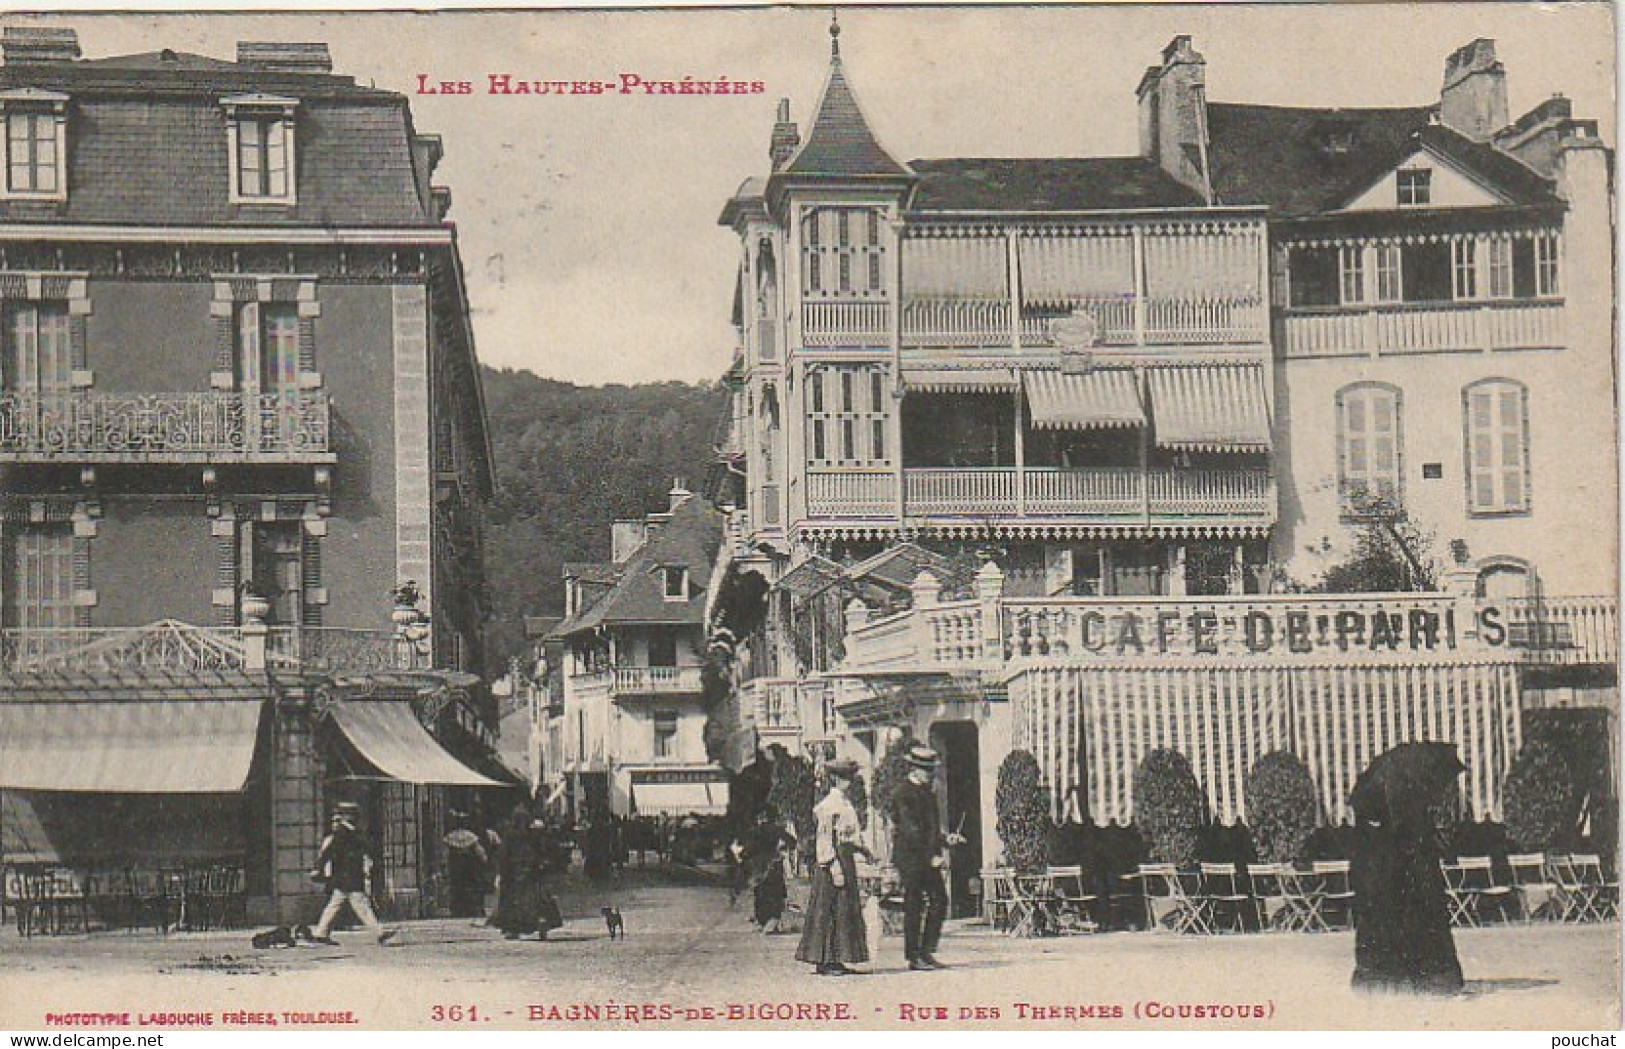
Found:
<box><xmin>390</xmin><ymin>580</ymin><xmax>431</xmax><ymax>670</ymax></box>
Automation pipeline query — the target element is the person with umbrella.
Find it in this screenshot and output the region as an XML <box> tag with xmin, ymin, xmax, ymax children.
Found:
<box><xmin>1348</xmin><ymin>741</ymin><xmax>1467</xmax><ymax>994</ymax></box>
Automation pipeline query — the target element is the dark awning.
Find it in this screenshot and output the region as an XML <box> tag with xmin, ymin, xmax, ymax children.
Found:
<box><xmin>328</xmin><ymin>700</ymin><xmax>504</xmax><ymax>787</ymax></box>
<box><xmin>0</xmin><ymin>699</ymin><xmax>265</xmax><ymax>792</ymax></box>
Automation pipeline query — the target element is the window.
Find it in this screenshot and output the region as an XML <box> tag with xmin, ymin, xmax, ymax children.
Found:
<box><xmin>1451</xmin><ymin>239</ymin><xmax>1477</xmax><ymax>300</ymax></box>
<box><xmin>647</xmin><ymin>631</ymin><xmax>678</xmax><ymax>667</ymax></box>
<box><xmin>1485</xmin><ymin>237</ymin><xmax>1513</xmax><ymax>299</ymax></box>
<box><xmin>801</xmin><ymin>206</ymin><xmax>886</xmax><ymax>297</ymax></box>
<box><xmin>1287</xmin><ymin>247</ymin><xmax>1338</xmax><ymax>307</ymax></box>
<box><xmin>1397</xmin><ymin>169</ymin><xmax>1431</xmax><ymax>207</ymax></box>
<box><xmin>0</xmin><ymin>523</ymin><xmax>74</xmax><ymax>631</ymax></box>
<box><xmin>1374</xmin><ymin>244</ymin><xmax>1402</xmax><ymax>303</ymax></box>
<box><xmin>1337</xmin><ymin>245</ymin><xmax>1365</xmax><ymax>304</ymax></box>
<box><xmin>242</xmin><ymin>521</ymin><xmax>303</xmax><ymax>625</ymax></box>
<box><xmin>653</xmin><ymin>712</ymin><xmax>679</xmax><ymax>760</ymax></box>
<box><xmin>1463</xmin><ymin>379</ymin><xmax>1530</xmax><ymax>515</ymax></box>
<box><xmin>1535</xmin><ymin>233</ymin><xmax>1560</xmax><ymax>296</ymax></box>
<box><xmin>0</xmin><ymin>92</ymin><xmax>67</xmax><ymax>202</ymax></box>
<box><xmin>806</xmin><ymin>364</ymin><xmax>889</xmax><ymax>469</ymax></box>
<box><xmin>4</xmin><ymin>302</ymin><xmax>71</xmax><ymax>393</ymax></box>
<box><xmin>661</xmin><ymin>566</ymin><xmax>687</xmax><ymax>602</ymax></box>
<box><xmin>1337</xmin><ymin>383</ymin><xmax>1403</xmax><ymax>513</ymax></box>
<box><xmin>224</xmin><ymin>95</ymin><xmax>297</xmax><ymax>204</ymax></box>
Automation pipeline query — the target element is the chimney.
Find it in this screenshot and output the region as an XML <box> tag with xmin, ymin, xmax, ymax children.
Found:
<box><xmin>669</xmin><ymin>478</ymin><xmax>692</xmax><ymax>513</ymax></box>
<box><xmin>1</xmin><ymin>27</ymin><xmax>80</xmax><ymax>65</ymax></box>
<box><xmin>1136</xmin><ymin>35</ymin><xmax>1212</xmax><ymax>201</ymax></box>
<box><xmin>1440</xmin><ymin>39</ymin><xmax>1507</xmax><ymax>141</ymax></box>
<box><xmin>770</xmin><ymin>98</ymin><xmax>800</xmax><ymax>170</ymax></box>
<box><xmin>236</xmin><ymin>41</ymin><xmax>333</xmax><ymax>74</ymax></box>
<box><xmin>1494</xmin><ymin>95</ymin><xmax>1581</xmax><ymax>176</ymax></box>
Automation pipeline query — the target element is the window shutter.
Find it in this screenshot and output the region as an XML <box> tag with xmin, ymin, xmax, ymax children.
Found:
<box><xmin>1499</xmin><ymin>388</ymin><xmax>1526</xmax><ymax>510</ymax></box>
<box><xmin>237</xmin><ymin>302</ymin><xmax>261</xmax><ymax>389</ymax></box>
<box><xmin>1468</xmin><ymin>387</ymin><xmax>1496</xmax><ymax>512</ymax></box>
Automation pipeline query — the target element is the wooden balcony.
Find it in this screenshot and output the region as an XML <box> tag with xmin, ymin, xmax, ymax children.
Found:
<box><xmin>0</xmin><ymin>390</ymin><xmax>334</xmax><ymax>463</ymax></box>
<box><xmin>1280</xmin><ymin>299</ymin><xmax>1564</xmax><ymax>359</ymax></box>
<box><xmin>804</xmin><ymin>467</ymin><xmax>1273</xmax><ymax>525</ymax></box>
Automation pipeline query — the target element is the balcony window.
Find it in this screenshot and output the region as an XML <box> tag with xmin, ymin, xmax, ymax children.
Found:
<box><xmin>807</xmin><ymin>363</ymin><xmax>890</xmax><ymax>469</ymax></box>
<box><xmin>223</xmin><ymin>95</ymin><xmax>297</xmax><ymax>205</ymax></box>
<box><xmin>1451</xmin><ymin>240</ymin><xmax>1477</xmax><ymax>299</ymax></box>
<box><xmin>1535</xmin><ymin>233</ymin><xmax>1560</xmax><ymax>296</ymax></box>
<box><xmin>3</xmin><ymin>302</ymin><xmax>71</xmax><ymax>393</ymax></box>
<box><xmin>1337</xmin><ymin>245</ymin><xmax>1364</xmax><ymax>303</ymax></box>
<box><xmin>242</xmin><ymin>520</ymin><xmax>303</xmax><ymax>625</ymax></box>
<box><xmin>1287</xmin><ymin>247</ymin><xmax>1338</xmax><ymax>307</ymax></box>
<box><xmin>1374</xmin><ymin>244</ymin><xmax>1403</xmax><ymax>303</ymax></box>
<box><xmin>1486</xmin><ymin>237</ymin><xmax>1513</xmax><ymax>299</ymax></box>
<box><xmin>653</xmin><ymin>711</ymin><xmax>679</xmax><ymax>760</ymax></box>
<box><xmin>1397</xmin><ymin>168</ymin><xmax>1431</xmax><ymax>206</ymax></box>
<box><xmin>802</xmin><ymin>206</ymin><xmax>886</xmax><ymax>298</ymax></box>
<box><xmin>1337</xmin><ymin>382</ymin><xmax>1403</xmax><ymax>513</ymax></box>
<box><xmin>1464</xmin><ymin>379</ymin><xmax>1530</xmax><ymax>515</ymax></box>
<box><xmin>0</xmin><ymin>522</ymin><xmax>74</xmax><ymax>631</ymax></box>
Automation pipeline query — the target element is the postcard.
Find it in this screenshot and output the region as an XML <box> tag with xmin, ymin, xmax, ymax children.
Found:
<box><xmin>0</xmin><ymin>3</ymin><xmax>1617</xmax><ymax>1033</ymax></box>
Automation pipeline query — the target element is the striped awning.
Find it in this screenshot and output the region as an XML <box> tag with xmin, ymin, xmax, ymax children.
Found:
<box><xmin>903</xmin><ymin>368</ymin><xmax>1018</xmax><ymax>393</ymax></box>
<box><xmin>1146</xmin><ymin>364</ymin><xmax>1270</xmax><ymax>452</ymax></box>
<box><xmin>0</xmin><ymin>699</ymin><xmax>265</xmax><ymax>793</ymax></box>
<box><xmin>1023</xmin><ymin>368</ymin><xmax>1144</xmax><ymax>430</ymax></box>
<box><xmin>329</xmin><ymin>700</ymin><xmax>505</xmax><ymax>787</ymax></box>
<box><xmin>632</xmin><ymin>780</ymin><xmax>730</xmax><ymax>815</ymax></box>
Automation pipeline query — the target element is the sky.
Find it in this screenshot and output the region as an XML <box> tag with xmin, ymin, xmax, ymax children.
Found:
<box><xmin>17</xmin><ymin>3</ymin><xmax>1617</xmax><ymax>387</ymax></box>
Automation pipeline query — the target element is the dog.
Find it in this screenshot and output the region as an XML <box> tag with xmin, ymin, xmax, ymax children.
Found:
<box><xmin>600</xmin><ymin>906</ymin><xmax>625</xmax><ymax>940</ymax></box>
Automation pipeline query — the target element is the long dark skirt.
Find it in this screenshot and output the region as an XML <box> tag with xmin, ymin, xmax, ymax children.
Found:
<box><xmin>796</xmin><ymin>846</ymin><xmax>868</xmax><ymax>966</ymax></box>
<box><xmin>494</xmin><ymin>871</ymin><xmax>563</xmax><ymax>938</ymax></box>
<box><xmin>1350</xmin><ymin>824</ymin><xmax>1463</xmax><ymax>994</ymax></box>
<box><xmin>753</xmin><ymin>862</ymin><xmax>788</xmax><ymax>927</ymax></box>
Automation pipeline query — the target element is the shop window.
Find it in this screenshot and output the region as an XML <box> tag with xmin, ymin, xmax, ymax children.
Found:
<box><xmin>1337</xmin><ymin>382</ymin><xmax>1403</xmax><ymax>514</ymax></box>
<box><xmin>1463</xmin><ymin>379</ymin><xmax>1530</xmax><ymax>515</ymax></box>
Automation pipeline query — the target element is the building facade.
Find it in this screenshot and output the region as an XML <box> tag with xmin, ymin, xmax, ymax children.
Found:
<box><xmin>547</xmin><ymin>486</ymin><xmax>731</xmax><ymax>819</ymax></box>
<box><xmin>710</xmin><ymin>26</ymin><xmax>1616</xmax><ymax>885</ymax></box>
<box><xmin>0</xmin><ymin>28</ymin><xmax>504</xmax><ymax>926</ymax></box>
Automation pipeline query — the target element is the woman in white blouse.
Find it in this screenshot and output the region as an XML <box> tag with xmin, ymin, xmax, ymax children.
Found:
<box><xmin>795</xmin><ymin>760</ymin><xmax>870</xmax><ymax>975</ymax></box>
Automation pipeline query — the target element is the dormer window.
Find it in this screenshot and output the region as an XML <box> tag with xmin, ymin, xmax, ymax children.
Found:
<box><xmin>223</xmin><ymin>94</ymin><xmax>297</xmax><ymax>205</ymax></box>
<box><xmin>662</xmin><ymin>566</ymin><xmax>688</xmax><ymax>601</ymax></box>
<box><xmin>0</xmin><ymin>89</ymin><xmax>68</xmax><ymax>202</ymax></box>
<box><xmin>1396</xmin><ymin>168</ymin><xmax>1431</xmax><ymax>207</ymax></box>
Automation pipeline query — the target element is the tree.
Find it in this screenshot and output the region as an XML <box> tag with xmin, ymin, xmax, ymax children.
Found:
<box><xmin>767</xmin><ymin>754</ymin><xmax>818</xmax><ymax>863</ymax></box>
<box><xmin>1245</xmin><ymin>751</ymin><xmax>1319</xmax><ymax>864</ymax></box>
<box><xmin>1313</xmin><ymin>488</ymin><xmax>1441</xmax><ymax>593</ymax></box>
<box><xmin>995</xmin><ymin>749</ymin><xmax>1051</xmax><ymax>873</ymax></box>
<box><xmin>1133</xmin><ymin>749</ymin><xmax>1205</xmax><ymax>866</ymax></box>
<box><xmin>1503</xmin><ymin>737</ymin><xmax>1581</xmax><ymax>853</ymax></box>
<box><xmin>847</xmin><ymin>770</ymin><xmax>871</xmax><ymax>832</ymax></box>
<box><xmin>871</xmin><ymin>734</ymin><xmax>914</xmax><ymax>829</ymax></box>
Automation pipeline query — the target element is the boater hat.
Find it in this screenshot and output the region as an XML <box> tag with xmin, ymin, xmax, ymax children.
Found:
<box><xmin>902</xmin><ymin>743</ymin><xmax>941</xmax><ymax>770</ymax></box>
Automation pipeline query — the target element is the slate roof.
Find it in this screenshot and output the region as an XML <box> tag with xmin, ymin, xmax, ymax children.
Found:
<box><xmin>0</xmin><ymin>48</ymin><xmax>434</xmax><ymax>227</ymax></box>
<box><xmin>1206</xmin><ymin>102</ymin><xmax>1558</xmax><ymax>218</ymax></box>
<box><xmin>551</xmin><ymin>495</ymin><xmax>724</xmax><ymax>637</ymax></box>
<box><xmin>909</xmin><ymin>157</ymin><xmax>1204</xmax><ymax>212</ymax></box>
<box><xmin>780</xmin><ymin>57</ymin><xmax>910</xmax><ymax>179</ymax></box>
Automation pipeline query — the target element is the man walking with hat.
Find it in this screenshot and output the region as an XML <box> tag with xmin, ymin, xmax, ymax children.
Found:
<box><xmin>890</xmin><ymin>743</ymin><xmax>964</xmax><ymax>970</ymax></box>
<box><xmin>311</xmin><ymin>803</ymin><xmax>397</xmax><ymax>946</ymax></box>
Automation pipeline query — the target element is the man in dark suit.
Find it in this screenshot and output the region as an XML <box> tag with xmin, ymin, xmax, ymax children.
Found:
<box><xmin>889</xmin><ymin>743</ymin><xmax>964</xmax><ymax>970</ymax></box>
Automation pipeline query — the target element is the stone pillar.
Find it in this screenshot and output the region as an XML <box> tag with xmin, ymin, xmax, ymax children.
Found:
<box><xmin>975</xmin><ymin>561</ymin><xmax>1006</xmax><ymax>667</ymax></box>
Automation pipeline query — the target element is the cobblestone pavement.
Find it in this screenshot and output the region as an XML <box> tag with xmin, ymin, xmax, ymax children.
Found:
<box><xmin>1</xmin><ymin>866</ymin><xmax>1616</xmax><ymax>1031</ymax></box>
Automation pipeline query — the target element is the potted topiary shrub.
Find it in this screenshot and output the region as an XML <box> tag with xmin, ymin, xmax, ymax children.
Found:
<box><xmin>1503</xmin><ymin>737</ymin><xmax>1580</xmax><ymax>854</ymax></box>
<box><xmin>1133</xmin><ymin>749</ymin><xmax>1205</xmax><ymax>867</ymax></box>
<box><xmin>1245</xmin><ymin>751</ymin><xmax>1319</xmax><ymax>865</ymax></box>
<box><xmin>995</xmin><ymin>749</ymin><xmax>1051</xmax><ymax>873</ymax></box>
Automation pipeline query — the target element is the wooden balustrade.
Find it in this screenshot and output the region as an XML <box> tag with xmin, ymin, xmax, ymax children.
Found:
<box><xmin>1024</xmin><ymin>467</ymin><xmax>1143</xmax><ymax>515</ymax></box>
<box><xmin>1496</xmin><ymin>595</ymin><xmax>1617</xmax><ymax>666</ymax></box>
<box><xmin>1142</xmin><ymin>295</ymin><xmax>1267</xmax><ymax>344</ymax></box>
<box><xmin>1281</xmin><ymin>300</ymin><xmax>1565</xmax><ymax>358</ymax></box>
<box><xmin>901</xmin><ymin>299</ymin><xmax>1010</xmax><ymax>347</ymax></box>
<box><xmin>806</xmin><ymin>470</ymin><xmax>895</xmax><ymax>517</ymax></box>
<box><xmin>904</xmin><ymin>468</ymin><xmax>1019</xmax><ymax>515</ymax></box>
<box><xmin>802</xmin><ymin>299</ymin><xmax>890</xmax><ymax>347</ymax></box>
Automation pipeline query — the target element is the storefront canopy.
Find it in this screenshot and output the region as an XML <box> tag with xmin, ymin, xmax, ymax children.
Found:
<box><xmin>1023</xmin><ymin>368</ymin><xmax>1145</xmax><ymax>430</ymax></box>
<box><xmin>632</xmin><ymin>780</ymin><xmax>729</xmax><ymax>816</ymax></box>
<box><xmin>902</xmin><ymin>368</ymin><xmax>1018</xmax><ymax>394</ymax></box>
<box><xmin>1146</xmin><ymin>364</ymin><xmax>1271</xmax><ymax>452</ymax></box>
<box><xmin>328</xmin><ymin>700</ymin><xmax>505</xmax><ymax>787</ymax></box>
<box><xmin>0</xmin><ymin>699</ymin><xmax>264</xmax><ymax>793</ymax></box>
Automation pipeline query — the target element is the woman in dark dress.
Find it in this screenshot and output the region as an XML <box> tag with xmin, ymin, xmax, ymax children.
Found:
<box><xmin>492</xmin><ymin>809</ymin><xmax>563</xmax><ymax>940</ymax></box>
<box><xmin>744</xmin><ymin>809</ymin><xmax>792</xmax><ymax>932</ymax></box>
<box><xmin>796</xmin><ymin>761</ymin><xmax>869</xmax><ymax>975</ymax></box>
<box><xmin>1349</xmin><ymin>743</ymin><xmax>1466</xmax><ymax>994</ymax></box>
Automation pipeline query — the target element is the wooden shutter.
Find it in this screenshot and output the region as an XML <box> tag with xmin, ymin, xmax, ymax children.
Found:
<box><xmin>1466</xmin><ymin>382</ymin><xmax>1529</xmax><ymax>514</ymax></box>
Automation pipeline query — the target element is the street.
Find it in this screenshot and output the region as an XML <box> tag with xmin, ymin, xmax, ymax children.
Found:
<box><xmin>0</xmin><ymin>866</ymin><xmax>1617</xmax><ymax>1031</ymax></box>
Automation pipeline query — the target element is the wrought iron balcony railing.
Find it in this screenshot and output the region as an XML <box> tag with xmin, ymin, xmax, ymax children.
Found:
<box><xmin>0</xmin><ymin>390</ymin><xmax>333</xmax><ymax>461</ymax></box>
